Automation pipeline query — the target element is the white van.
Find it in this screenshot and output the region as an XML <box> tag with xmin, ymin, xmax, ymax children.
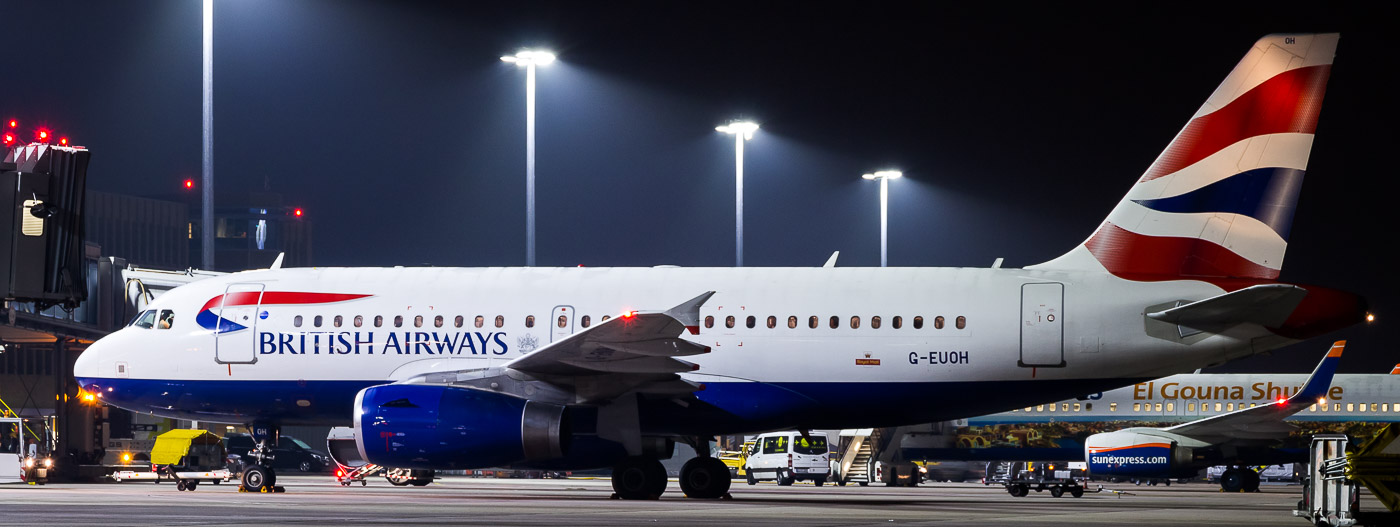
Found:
<box><xmin>744</xmin><ymin>432</ymin><xmax>830</xmax><ymax>486</ymax></box>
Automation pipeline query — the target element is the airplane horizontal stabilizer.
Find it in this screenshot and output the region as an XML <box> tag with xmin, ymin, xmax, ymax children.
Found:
<box><xmin>1146</xmin><ymin>284</ymin><xmax>1307</xmax><ymax>331</ymax></box>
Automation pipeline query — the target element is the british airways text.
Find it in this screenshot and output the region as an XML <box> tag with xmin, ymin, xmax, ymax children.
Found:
<box><xmin>257</xmin><ymin>331</ymin><xmax>509</xmax><ymax>355</ymax></box>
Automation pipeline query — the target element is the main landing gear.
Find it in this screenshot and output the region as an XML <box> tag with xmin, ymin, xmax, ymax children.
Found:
<box><xmin>609</xmin><ymin>437</ymin><xmax>733</xmax><ymax>500</ymax></box>
<box><xmin>611</xmin><ymin>457</ymin><xmax>668</xmax><ymax>500</ymax></box>
<box><xmin>1218</xmin><ymin>466</ymin><xmax>1261</xmax><ymax>492</ymax></box>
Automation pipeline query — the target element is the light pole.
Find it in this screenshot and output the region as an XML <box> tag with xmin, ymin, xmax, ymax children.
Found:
<box><xmin>501</xmin><ymin>49</ymin><xmax>555</xmax><ymax>267</ymax></box>
<box><xmin>202</xmin><ymin>0</ymin><xmax>214</xmax><ymax>270</ymax></box>
<box><xmin>862</xmin><ymin>170</ymin><xmax>902</xmax><ymax>267</ymax></box>
<box><xmin>716</xmin><ymin>121</ymin><xmax>758</xmax><ymax>267</ymax></box>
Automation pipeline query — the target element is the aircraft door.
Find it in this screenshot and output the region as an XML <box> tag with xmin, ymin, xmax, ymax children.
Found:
<box><xmin>550</xmin><ymin>305</ymin><xmax>575</xmax><ymax>342</ymax></box>
<box><xmin>1019</xmin><ymin>282</ymin><xmax>1065</xmax><ymax>367</ymax></box>
<box><xmin>215</xmin><ymin>283</ymin><xmax>265</xmax><ymax>364</ymax></box>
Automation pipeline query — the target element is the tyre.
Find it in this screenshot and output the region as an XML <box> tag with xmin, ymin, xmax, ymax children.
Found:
<box><xmin>746</xmin><ymin>470</ymin><xmax>757</xmax><ymax>486</ymax></box>
<box><xmin>242</xmin><ymin>465</ymin><xmax>273</xmax><ymax>492</ymax></box>
<box><xmin>187</xmin><ymin>481</ymin><xmax>198</xmax><ymax>491</ymax></box>
<box><xmin>680</xmin><ymin>457</ymin><xmax>732</xmax><ymax>499</ymax></box>
<box><xmin>386</xmin><ymin>468</ymin><xmax>412</xmax><ymax>486</ymax></box>
<box><xmin>777</xmin><ymin>471</ymin><xmax>795</xmax><ymax>486</ymax></box>
<box><xmin>814</xmin><ymin>477</ymin><xmax>825</xmax><ymax>487</ymax></box>
<box><xmin>612</xmin><ymin>457</ymin><xmax>666</xmax><ymax>500</ymax></box>
<box><xmin>299</xmin><ymin>460</ymin><xmax>312</xmax><ymax>472</ymax></box>
<box><xmin>1219</xmin><ymin>469</ymin><xmax>1245</xmax><ymax>492</ymax></box>
<box><xmin>177</xmin><ymin>480</ymin><xmax>187</xmax><ymax>491</ymax></box>
<box><xmin>1070</xmin><ymin>486</ymin><xmax>1084</xmax><ymax>498</ymax></box>
<box><xmin>1050</xmin><ymin>486</ymin><xmax>1064</xmax><ymax>498</ymax></box>
<box><xmin>1243</xmin><ymin>469</ymin><xmax>1261</xmax><ymax>492</ymax></box>
<box><xmin>858</xmin><ymin>481</ymin><xmax>868</xmax><ymax>487</ymax></box>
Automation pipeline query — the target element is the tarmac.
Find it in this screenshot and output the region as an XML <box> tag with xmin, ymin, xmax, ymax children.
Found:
<box><xmin>0</xmin><ymin>475</ymin><xmax>1370</xmax><ymax>526</ymax></box>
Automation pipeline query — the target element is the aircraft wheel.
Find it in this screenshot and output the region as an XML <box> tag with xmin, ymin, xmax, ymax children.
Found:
<box><xmin>1219</xmin><ymin>469</ymin><xmax>1244</xmax><ymax>492</ymax></box>
<box><xmin>242</xmin><ymin>465</ymin><xmax>274</xmax><ymax>492</ymax></box>
<box><xmin>1243</xmin><ymin>469</ymin><xmax>1261</xmax><ymax>492</ymax></box>
<box><xmin>612</xmin><ymin>457</ymin><xmax>666</xmax><ymax>500</ymax></box>
<box><xmin>679</xmin><ymin>457</ymin><xmax>731</xmax><ymax>499</ymax></box>
<box><xmin>1050</xmin><ymin>486</ymin><xmax>1064</xmax><ymax>498</ymax></box>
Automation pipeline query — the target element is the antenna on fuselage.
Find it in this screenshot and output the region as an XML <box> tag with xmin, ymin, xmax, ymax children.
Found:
<box><xmin>823</xmin><ymin>251</ymin><xmax>839</xmax><ymax>268</ymax></box>
<box><xmin>269</xmin><ymin>252</ymin><xmax>285</xmax><ymax>270</ymax></box>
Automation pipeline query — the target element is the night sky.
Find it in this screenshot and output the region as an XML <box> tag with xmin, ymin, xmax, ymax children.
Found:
<box><xmin>3</xmin><ymin>2</ymin><xmax>1391</xmax><ymax>374</ymax></box>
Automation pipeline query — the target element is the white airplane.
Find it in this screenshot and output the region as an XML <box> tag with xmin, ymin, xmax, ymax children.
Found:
<box><xmin>73</xmin><ymin>33</ymin><xmax>1365</xmax><ymax>499</ymax></box>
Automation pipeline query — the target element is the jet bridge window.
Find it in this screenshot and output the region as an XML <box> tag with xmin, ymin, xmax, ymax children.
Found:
<box><xmin>870</xmin><ymin>316</ymin><xmax>881</xmax><ymax>329</ymax></box>
<box><xmin>526</xmin><ymin>316</ymin><xmax>535</xmax><ymax>328</ymax></box>
<box><xmin>130</xmin><ymin>310</ymin><xmax>157</xmax><ymax>328</ymax></box>
<box><xmin>157</xmin><ymin>310</ymin><xmax>175</xmax><ymax>329</ymax></box>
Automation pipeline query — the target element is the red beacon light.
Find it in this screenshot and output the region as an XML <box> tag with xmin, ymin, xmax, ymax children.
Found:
<box><xmin>7</xmin><ymin>119</ymin><xmax>16</xmax><ymax>129</ymax></box>
<box><xmin>59</xmin><ymin>137</ymin><xmax>69</xmax><ymax>147</ymax></box>
<box><xmin>184</xmin><ymin>179</ymin><xmax>195</xmax><ymax>190</ymax></box>
<box><xmin>2</xmin><ymin>133</ymin><xmax>13</xmax><ymax>146</ymax></box>
<box><xmin>37</xmin><ymin>129</ymin><xmax>50</xmax><ymax>142</ymax></box>
<box><xmin>293</xmin><ymin>208</ymin><xmax>304</xmax><ymax>217</ymax></box>
<box><xmin>1276</xmin><ymin>396</ymin><xmax>1288</xmax><ymax>406</ymax></box>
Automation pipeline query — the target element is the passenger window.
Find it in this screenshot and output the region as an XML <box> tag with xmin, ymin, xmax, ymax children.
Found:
<box><xmin>956</xmin><ymin>316</ymin><xmax>967</xmax><ymax>330</ymax></box>
<box><xmin>1347</xmin><ymin>403</ymin><xmax>1355</xmax><ymax>412</ymax></box>
<box><xmin>746</xmin><ymin>316</ymin><xmax>756</xmax><ymax>329</ymax></box>
<box><xmin>1334</xmin><ymin>403</ymin><xmax>1340</xmax><ymax>411</ymax></box>
<box><xmin>495</xmin><ymin>315</ymin><xmax>504</xmax><ymax>328</ymax></box>
<box><xmin>394</xmin><ymin>316</ymin><xmax>403</xmax><ymax>328</ymax></box>
<box><xmin>354</xmin><ymin>315</ymin><xmax>363</xmax><ymax>328</ymax></box>
<box><xmin>1086</xmin><ymin>403</ymin><xmax>1092</xmax><ymax>411</ymax></box>
<box><xmin>892</xmin><ymin>316</ymin><xmax>902</xmax><ymax>329</ymax></box>
<box><xmin>294</xmin><ymin>315</ymin><xmax>303</xmax><ymax>328</ymax></box>
<box><xmin>1109</xmin><ymin>402</ymin><xmax>1117</xmax><ymax>412</ymax></box>
<box><xmin>454</xmin><ymin>315</ymin><xmax>463</xmax><ymax>328</ymax></box>
<box><xmin>413</xmin><ymin>315</ymin><xmax>422</xmax><ymax>328</ymax></box>
<box><xmin>314</xmin><ymin>315</ymin><xmax>323</xmax><ymax>328</ymax></box>
<box><xmin>157</xmin><ymin>310</ymin><xmax>175</xmax><ymax>329</ymax></box>
<box><xmin>1214</xmin><ymin>402</ymin><xmax>1222</xmax><ymax>412</ymax></box>
<box><xmin>333</xmin><ymin>315</ymin><xmax>343</xmax><ymax>328</ymax></box>
<box><xmin>829</xmin><ymin>316</ymin><xmax>839</xmax><ymax>329</ymax></box>
<box><xmin>913</xmin><ymin>316</ymin><xmax>924</xmax><ymax>329</ymax></box>
<box><xmin>526</xmin><ymin>315</ymin><xmax>535</xmax><ymax>328</ymax></box>
<box><xmin>1061</xmin><ymin>403</ymin><xmax>1068</xmax><ymax>411</ymax></box>
<box><xmin>1036</xmin><ymin>405</ymin><xmax>1044</xmax><ymax>412</ymax></box>
<box><xmin>1073</xmin><ymin>403</ymin><xmax>1080</xmax><ymax>411</ymax></box>
<box><xmin>808</xmin><ymin>316</ymin><xmax>818</xmax><ymax>329</ymax></box>
<box><xmin>557</xmin><ymin>315</ymin><xmax>567</xmax><ymax>328</ymax></box>
<box><xmin>1133</xmin><ymin>403</ymin><xmax>1141</xmax><ymax>412</ymax></box>
<box><xmin>1166</xmin><ymin>402</ymin><xmax>1174</xmax><ymax>412</ymax></box>
<box><xmin>934</xmin><ymin>316</ymin><xmax>945</xmax><ymax>329</ymax></box>
<box><xmin>850</xmin><ymin>316</ymin><xmax>860</xmax><ymax>329</ymax></box>
<box><xmin>766</xmin><ymin>316</ymin><xmax>776</xmax><ymax>329</ymax></box>
<box><xmin>1226</xmin><ymin>403</ymin><xmax>1234</xmax><ymax>411</ymax></box>
<box><xmin>434</xmin><ymin>316</ymin><xmax>443</xmax><ymax>328</ymax></box>
<box><xmin>704</xmin><ymin>315</ymin><xmax>713</xmax><ymax>329</ymax></box>
<box><xmin>1188</xmin><ymin>403</ymin><xmax>1195</xmax><ymax>412</ymax></box>
<box><xmin>787</xmin><ymin>316</ymin><xmax>797</xmax><ymax>329</ymax></box>
<box><xmin>725</xmin><ymin>316</ymin><xmax>735</xmax><ymax>329</ymax></box>
<box><xmin>1155</xmin><ymin>403</ymin><xmax>1162</xmax><ymax>411</ymax></box>
<box><xmin>475</xmin><ymin>316</ymin><xmax>484</xmax><ymax>328</ymax></box>
<box><xmin>582</xmin><ymin>315</ymin><xmax>592</xmax><ymax>328</ymax></box>
<box><xmin>871</xmin><ymin>316</ymin><xmax>881</xmax><ymax>329</ymax></box>
<box><xmin>601</xmin><ymin>315</ymin><xmax>611</xmax><ymax>322</ymax></box>
<box><xmin>374</xmin><ymin>315</ymin><xmax>383</xmax><ymax>328</ymax></box>
<box><xmin>131</xmin><ymin>310</ymin><xmax>157</xmax><ymax>328</ymax></box>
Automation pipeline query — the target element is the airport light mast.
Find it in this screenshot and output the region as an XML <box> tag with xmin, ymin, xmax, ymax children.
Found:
<box><xmin>716</xmin><ymin>121</ymin><xmax>758</xmax><ymax>267</ymax></box>
<box><xmin>501</xmin><ymin>49</ymin><xmax>555</xmax><ymax>267</ymax></box>
<box><xmin>201</xmin><ymin>0</ymin><xmax>214</xmax><ymax>269</ymax></box>
<box><xmin>861</xmin><ymin>170</ymin><xmax>902</xmax><ymax>267</ymax></box>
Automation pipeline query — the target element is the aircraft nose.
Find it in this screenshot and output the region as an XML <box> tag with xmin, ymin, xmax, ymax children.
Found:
<box><xmin>73</xmin><ymin>334</ymin><xmax>107</xmax><ymax>381</ymax></box>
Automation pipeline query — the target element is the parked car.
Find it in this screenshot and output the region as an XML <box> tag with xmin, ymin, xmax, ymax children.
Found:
<box><xmin>223</xmin><ymin>434</ymin><xmax>332</xmax><ymax>473</ymax></box>
<box><xmin>744</xmin><ymin>432</ymin><xmax>830</xmax><ymax>486</ymax></box>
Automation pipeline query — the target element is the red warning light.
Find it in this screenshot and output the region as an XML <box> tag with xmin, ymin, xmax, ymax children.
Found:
<box><xmin>1276</xmin><ymin>396</ymin><xmax>1287</xmax><ymax>406</ymax></box>
<box><xmin>184</xmin><ymin>179</ymin><xmax>195</xmax><ymax>190</ymax></box>
<box><xmin>2</xmin><ymin>133</ymin><xmax>13</xmax><ymax>145</ymax></box>
<box><xmin>59</xmin><ymin>137</ymin><xmax>69</xmax><ymax>146</ymax></box>
<box><xmin>293</xmin><ymin>208</ymin><xmax>304</xmax><ymax>217</ymax></box>
<box><xmin>7</xmin><ymin>120</ymin><xmax>16</xmax><ymax>128</ymax></box>
<box><xmin>37</xmin><ymin>129</ymin><xmax>49</xmax><ymax>142</ymax></box>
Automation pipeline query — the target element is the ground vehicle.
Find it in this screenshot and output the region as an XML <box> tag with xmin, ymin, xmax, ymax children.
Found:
<box><xmin>744</xmin><ymin>432</ymin><xmax>830</xmax><ymax>486</ymax></box>
<box><xmin>110</xmin><ymin>429</ymin><xmax>233</xmax><ymax>490</ymax></box>
<box><xmin>2</xmin><ymin>417</ymin><xmax>52</xmax><ymax>484</ymax></box>
<box><xmin>986</xmin><ymin>461</ymin><xmax>1089</xmax><ymax>498</ymax></box>
<box><xmin>225</xmin><ymin>433</ymin><xmax>331</xmax><ymax>473</ymax></box>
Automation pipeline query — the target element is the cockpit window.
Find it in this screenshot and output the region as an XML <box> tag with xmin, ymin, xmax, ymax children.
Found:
<box><xmin>157</xmin><ymin>310</ymin><xmax>175</xmax><ymax>329</ymax></box>
<box><xmin>132</xmin><ymin>310</ymin><xmax>157</xmax><ymax>329</ymax></box>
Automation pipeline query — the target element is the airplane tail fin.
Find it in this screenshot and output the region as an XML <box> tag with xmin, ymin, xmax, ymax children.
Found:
<box><xmin>1031</xmin><ymin>34</ymin><xmax>1339</xmax><ymax>280</ymax></box>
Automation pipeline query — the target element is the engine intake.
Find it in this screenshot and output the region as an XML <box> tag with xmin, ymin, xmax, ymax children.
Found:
<box><xmin>354</xmin><ymin>384</ymin><xmax>567</xmax><ymax>469</ymax></box>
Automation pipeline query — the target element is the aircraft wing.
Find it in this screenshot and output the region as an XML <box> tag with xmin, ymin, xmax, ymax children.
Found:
<box><xmin>499</xmin><ymin>291</ymin><xmax>715</xmax><ymax>402</ymax></box>
<box><xmin>1162</xmin><ymin>341</ymin><xmax>1344</xmax><ymax>444</ymax></box>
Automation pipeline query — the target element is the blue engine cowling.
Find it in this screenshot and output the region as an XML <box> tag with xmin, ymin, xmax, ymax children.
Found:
<box><xmin>1084</xmin><ymin>430</ymin><xmax>1193</xmax><ymax>479</ymax></box>
<box><xmin>354</xmin><ymin>384</ymin><xmax>567</xmax><ymax>469</ymax></box>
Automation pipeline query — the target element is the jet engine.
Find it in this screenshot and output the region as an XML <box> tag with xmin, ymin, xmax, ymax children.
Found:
<box><xmin>353</xmin><ymin>384</ymin><xmax>567</xmax><ymax>469</ymax></box>
<box><xmin>1084</xmin><ymin>429</ymin><xmax>1195</xmax><ymax>479</ymax></box>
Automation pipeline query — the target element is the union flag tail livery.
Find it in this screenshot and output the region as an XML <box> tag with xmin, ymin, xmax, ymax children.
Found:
<box><xmin>1034</xmin><ymin>34</ymin><xmax>1338</xmax><ymax>280</ymax></box>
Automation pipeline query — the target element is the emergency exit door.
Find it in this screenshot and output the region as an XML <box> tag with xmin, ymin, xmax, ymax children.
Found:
<box><xmin>551</xmin><ymin>305</ymin><xmax>575</xmax><ymax>342</ymax></box>
<box><xmin>1019</xmin><ymin>282</ymin><xmax>1064</xmax><ymax>367</ymax></box>
<box><xmin>215</xmin><ymin>283</ymin><xmax>264</xmax><ymax>364</ymax></box>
